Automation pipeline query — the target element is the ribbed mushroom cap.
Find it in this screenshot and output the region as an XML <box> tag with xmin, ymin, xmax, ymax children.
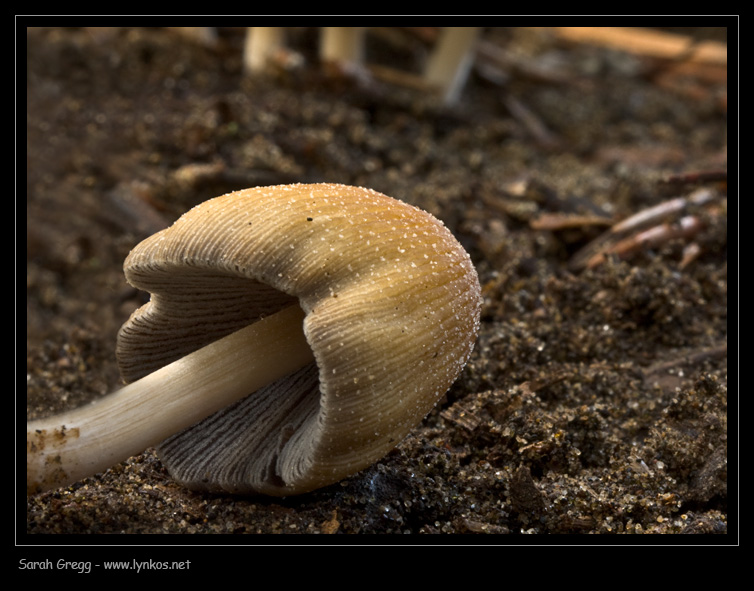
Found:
<box><xmin>117</xmin><ymin>183</ymin><xmax>481</xmax><ymax>495</ymax></box>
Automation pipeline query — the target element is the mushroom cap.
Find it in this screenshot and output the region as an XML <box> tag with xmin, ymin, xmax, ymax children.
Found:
<box><xmin>117</xmin><ymin>183</ymin><xmax>481</xmax><ymax>495</ymax></box>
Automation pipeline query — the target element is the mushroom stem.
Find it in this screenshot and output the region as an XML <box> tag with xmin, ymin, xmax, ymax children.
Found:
<box><xmin>320</xmin><ymin>27</ymin><xmax>365</xmax><ymax>65</ymax></box>
<box><xmin>243</xmin><ymin>26</ymin><xmax>285</xmax><ymax>73</ymax></box>
<box><xmin>27</xmin><ymin>304</ymin><xmax>314</xmax><ymax>495</ymax></box>
<box><xmin>424</xmin><ymin>27</ymin><xmax>481</xmax><ymax>104</ymax></box>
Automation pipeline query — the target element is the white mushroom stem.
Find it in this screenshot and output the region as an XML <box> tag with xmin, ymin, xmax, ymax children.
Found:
<box><xmin>424</xmin><ymin>27</ymin><xmax>481</xmax><ymax>104</ymax></box>
<box><xmin>26</xmin><ymin>304</ymin><xmax>314</xmax><ymax>495</ymax></box>
<box><xmin>320</xmin><ymin>27</ymin><xmax>365</xmax><ymax>65</ymax></box>
<box><xmin>243</xmin><ymin>26</ymin><xmax>285</xmax><ymax>73</ymax></box>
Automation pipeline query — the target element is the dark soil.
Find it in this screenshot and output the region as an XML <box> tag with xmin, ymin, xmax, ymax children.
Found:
<box><xmin>24</xmin><ymin>26</ymin><xmax>730</xmax><ymax>547</ymax></box>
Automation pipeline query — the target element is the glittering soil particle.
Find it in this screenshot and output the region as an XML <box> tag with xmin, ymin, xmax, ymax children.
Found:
<box><xmin>25</xmin><ymin>26</ymin><xmax>728</xmax><ymax>539</ymax></box>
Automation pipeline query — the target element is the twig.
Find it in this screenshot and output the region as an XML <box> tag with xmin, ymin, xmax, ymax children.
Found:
<box><xmin>569</xmin><ymin>188</ymin><xmax>718</xmax><ymax>270</ymax></box>
<box><xmin>538</xmin><ymin>27</ymin><xmax>726</xmax><ymax>66</ymax></box>
<box><xmin>641</xmin><ymin>343</ymin><xmax>728</xmax><ymax>380</ymax></box>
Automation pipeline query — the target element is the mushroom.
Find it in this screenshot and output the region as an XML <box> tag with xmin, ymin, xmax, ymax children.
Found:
<box><xmin>27</xmin><ymin>183</ymin><xmax>481</xmax><ymax>496</ymax></box>
<box><xmin>243</xmin><ymin>27</ymin><xmax>481</xmax><ymax>105</ymax></box>
<box><xmin>244</xmin><ymin>27</ymin><xmax>367</xmax><ymax>76</ymax></box>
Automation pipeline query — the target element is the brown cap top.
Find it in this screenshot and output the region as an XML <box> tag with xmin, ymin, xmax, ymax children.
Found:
<box><xmin>117</xmin><ymin>183</ymin><xmax>481</xmax><ymax>495</ymax></box>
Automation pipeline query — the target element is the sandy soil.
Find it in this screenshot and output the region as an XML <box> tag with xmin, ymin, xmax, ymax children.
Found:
<box><xmin>24</xmin><ymin>26</ymin><xmax>729</xmax><ymax>548</ymax></box>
